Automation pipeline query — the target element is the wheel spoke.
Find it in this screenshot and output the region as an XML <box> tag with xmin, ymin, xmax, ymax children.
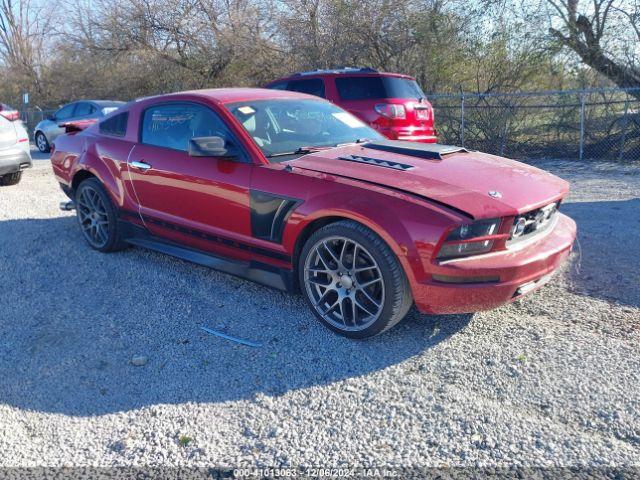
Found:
<box><xmin>339</xmin><ymin>240</ymin><xmax>349</xmax><ymax>267</ymax></box>
<box><xmin>359</xmin><ymin>288</ymin><xmax>381</xmax><ymax>308</ymax></box>
<box><xmin>339</xmin><ymin>298</ymin><xmax>349</xmax><ymax>325</ymax></box>
<box><xmin>359</xmin><ymin>277</ymin><xmax>382</xmax><ymax>289</ymax></box>
<box><xmin>97</xmin><ymin>225</ymin><xmax>108</xmax><ymax>243</ymax></box>
<box><xmin>84</xmin><ymin>190</ymin><xmax>97</xmax><ymax>210</ymax></box>
<box><xmin>315</xmin><ymin>246</ymin><xmax>334</xmax><ymax>270</ymax></box>
<box><xmin>322</xmin><ymin>241</ymin><xmax>341</xmax><ymax>266</ymax></box>
<box><xmin>354</xmin><ymin>265</ymin><xmax>377</xmax><ymax>273</ymax></box>
<box><xmin>355</xmin><ymin>298</ymin><xmax>376</xmax><ymax>317</ymax></box>
<box><xmin>307</xmin><ymin>266</ymin><xmax>332</xmax><ymax>274</ymax></box>
<box><xmin>326</xmin><ymin>298</ymin><xmax>342</xmax><ymax>316</ymax></box>
<box><xmin>351</xmin><ymin>245</ymin><xmax>359</xmax><ymax>270</ymax></box>
<box><xmin>308</xmin><ymin>276</ymin><xmax>331</xmax><ymax>287</ymax></box>
<box><xmin>315</xmin><ymin>289</ymin><xmax>332</xmax><ymax>307</ymax></box>
<box><xmin>350</xmin><ymin>298</ymin><xmax>358</xmax><ymax>325</ymax></box>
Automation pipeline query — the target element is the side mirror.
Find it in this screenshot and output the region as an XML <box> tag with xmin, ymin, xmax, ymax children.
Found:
<box><xmin>189</xmin><ymin>135</ymin><xmax>239</xmax><ymax>159</ymax></box>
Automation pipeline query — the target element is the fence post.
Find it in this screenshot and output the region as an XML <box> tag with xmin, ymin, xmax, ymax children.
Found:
<box><xmin>460</xmin><ymin>89</ymin><xmax>465</xmax><ymax>147</ymax></box>
<box><xmin>579</xmin><ymin>92</ymin><xmax>585</xmax><ymax>160</ymax></box>
<box><xmin>618</xmin><ymin>96</ymin><xmax>630</xmax><ymax>161</ymax></box>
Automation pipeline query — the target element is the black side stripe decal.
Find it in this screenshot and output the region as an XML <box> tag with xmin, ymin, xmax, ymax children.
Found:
<box><xmin>119</xmin><ymin>209</ymin><xmax>291</xmax><ymax>263</ymax></box>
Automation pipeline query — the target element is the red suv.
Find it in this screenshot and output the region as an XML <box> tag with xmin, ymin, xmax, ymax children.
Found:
<box><xmin>265</xmin><ymin>68</ymin><xmax>436</xmax><ymax>143</ymax></box>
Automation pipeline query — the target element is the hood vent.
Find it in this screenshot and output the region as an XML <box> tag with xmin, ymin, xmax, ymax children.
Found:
<box><xmin>338</xmin><ymin>154</ymin><xmax>414</xmax><ymax>171</ymax></box>
<box><xmin>364</xmin><ymin>140</ymin><xmax>468</xmax><ymax>160</ymax></box>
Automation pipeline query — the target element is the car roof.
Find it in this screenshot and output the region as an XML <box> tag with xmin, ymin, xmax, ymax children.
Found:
<box><xmin>140</xmin><ymin>88</ymin><xmax>325</xmax><ymax>105</ymax></box>
<box><xmin>59</xmin><ymin>100</ymin><xmax>125</xmax><ymax>107</ymax></box>
<box><xmin>89</xmin><ymin>100</ymin><xmax>126</xmax><ymax>107</ymax></box>
<box><xmin>268</xmin><ymin>70</ymin><xmax>415</xmax><ymax>84</ymax></box>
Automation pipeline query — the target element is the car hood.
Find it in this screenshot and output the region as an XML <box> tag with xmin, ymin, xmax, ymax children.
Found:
<box><xmin>286</xmin><ymin>143</ymin><xmax>569</xmax><ymax>218</ymax></box>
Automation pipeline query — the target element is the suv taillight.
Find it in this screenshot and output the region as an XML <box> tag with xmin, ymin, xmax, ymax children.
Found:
<box><xmin>415</xmin><ymin>107</ymin><xmax>430</xmax><ymax>120</ymax></box>
<box><xmin>0</xmin><ymin>110</ymin><xmax>20</xmax><ymax>121</ymax></box>
<box><xmin>375</xmin><ymin>103</ymin><xmax>406</xmax><ymax>119</ymax></box>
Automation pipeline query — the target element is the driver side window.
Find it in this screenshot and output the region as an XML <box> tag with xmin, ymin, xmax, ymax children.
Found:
<box><xmin>141</xmin><ymin>102</ymin><xmax>230</xmax><ymax>152</ymax></box>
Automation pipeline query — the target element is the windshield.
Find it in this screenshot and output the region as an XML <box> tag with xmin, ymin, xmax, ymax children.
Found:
<box><xmin>335</xmin><ymin>76</ymin><xmax>425</xmax><ymax>100</ymax></box>
<box><xmin>226</xmin><ymin>99</ymin><xmax>383</xmax><ymax>160</ymax></box>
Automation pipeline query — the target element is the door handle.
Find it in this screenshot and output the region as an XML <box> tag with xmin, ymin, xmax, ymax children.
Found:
<box><xmin>131</xmin><ymin>161</ymin><xmax>152</xmax><ymax>171</ymax></box>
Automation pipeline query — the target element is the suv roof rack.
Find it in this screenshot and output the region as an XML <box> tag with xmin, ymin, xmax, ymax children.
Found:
<box><xmin>292</xmin><ymin>67</ymin><xmax>378</xmax><ymax>77</ymax></box>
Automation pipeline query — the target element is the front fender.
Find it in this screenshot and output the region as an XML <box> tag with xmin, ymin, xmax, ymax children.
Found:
<box><xmin>282</xmin><ymin>187</ymin><xmax>460</xmax><ymax>285</ymax></box>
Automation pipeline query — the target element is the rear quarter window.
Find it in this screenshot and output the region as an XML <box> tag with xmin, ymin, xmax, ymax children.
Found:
<box><xmin>99</xmin><ymin>112</ymin><xmax>129</xmax><ymax>137</ymax></box>
<box><xmin>285</xmin><ymin>78</ymin><xmax>326</xmax><ymax>98</ymax></box>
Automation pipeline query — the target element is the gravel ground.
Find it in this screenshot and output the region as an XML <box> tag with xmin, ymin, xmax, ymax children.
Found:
<box><xmin>0</xmin><ymin>151</ymin><xmax>639</xmax><ymax>471</ymax></box>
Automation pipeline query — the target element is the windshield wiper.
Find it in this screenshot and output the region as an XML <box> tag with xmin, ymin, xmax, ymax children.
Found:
<box><xmin>266</xmin><ymin>146</ymin><xmax>331</xmax><ymax>158</ymax></box>
<box><xmin>336</xmin><ymin>138</ymin><xmax>370</xmax><ymax>147</ymax></box>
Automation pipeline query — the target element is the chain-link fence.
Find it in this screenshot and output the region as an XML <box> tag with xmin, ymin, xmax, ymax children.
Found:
<box><xmin>18</xmin><ymin>109</ymin><xmax>57</xmax><ymax>139</ymax></box>
<box><xmin>429</xmin><ymin>88</ymin><xmax>640</xmax><ymax>161</ymax></box>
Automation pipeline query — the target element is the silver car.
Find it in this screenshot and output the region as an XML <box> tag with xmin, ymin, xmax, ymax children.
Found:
<box><xmin>34</xmin><ymin>100</ymin><xmax>125</xmax><ymax>153</ymax></box>
<box><xmin>0</xmin><ymin>110</ymin><xmax>32</xmax><ymax>186</ymax></box>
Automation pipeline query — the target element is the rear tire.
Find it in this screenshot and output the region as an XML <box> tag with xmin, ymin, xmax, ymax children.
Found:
<box><xmin>75</xmin><ymin>178</ymin><xmax>128</xmax><ymax>252</ymax></box>
<box><xmin>299</xmin><ymin>220</ymin><xmax>413</xmax><ymax>339</ymax></box>
<box><xmin>35</xmin><ymin>132</ymin><xmax>50</xmax><ymax>153</ymax></box>
<box><xmin>0</xmin><ymin>171</ymin><xmax>23</xmax><ymax>186</ymax></box>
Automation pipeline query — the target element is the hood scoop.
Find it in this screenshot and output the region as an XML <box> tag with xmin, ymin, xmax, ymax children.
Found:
<box><xmin>338</xmin><ymin>154</ymin><xmax>414</xmax><ymax>171</ymax></box>
<box><xmin>363</xmin><ymin>139</ymin><xmax>468</xmax><ymax>160</ymax></box>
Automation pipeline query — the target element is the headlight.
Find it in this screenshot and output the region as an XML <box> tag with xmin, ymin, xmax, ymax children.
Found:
<box><xmin>437</xmin><ymin>218</ymin><xmax>501</xmax><ymax>259</ymax></box>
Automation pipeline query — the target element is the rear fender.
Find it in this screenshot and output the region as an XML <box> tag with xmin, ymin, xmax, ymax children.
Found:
<box><xmin>70</xmin><ymin>142</ymin><xmax>126</xmax><ymax>208</ymax></box>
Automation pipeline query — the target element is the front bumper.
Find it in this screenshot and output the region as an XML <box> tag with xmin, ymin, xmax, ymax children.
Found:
<box><xmin>0</xmin><ymin>148</ymin><xmax>32</xmax><ymax>175</ymax></box>
<box><xmin>377</xmin><ymin>126</ymin><xmax>437</xmax><ymax>144</ymax></box>
<box><xmin>396</xmin><ymin>134</ymin><xmax>438</xmax><ymax>143</ymax></box>
<box><xmin>413</xmin><ymin>213</ymin><xmax>577</xmax><ymax>314</ymax></box>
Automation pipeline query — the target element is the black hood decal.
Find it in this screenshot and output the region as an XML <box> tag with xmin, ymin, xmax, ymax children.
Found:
<box><xmin>338</xmin><ymin>154</ymin><xmax>414</xmax><ymax>171</ymax></box>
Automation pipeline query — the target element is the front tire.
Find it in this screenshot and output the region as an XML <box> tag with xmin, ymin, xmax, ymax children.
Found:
<box><xmin>35</xmin><ymin>132</ymin><xmax>50</xmax><ymax>153</ymax></box>
<box><xmin>0</xmin><ymin>171</ymin><xmax>22</xmax><ymax>186</ymax></box>
<box><xmin>75</xmin><ymin>178</ymin><xmax>128</xmax><ymax>252</ymax></box>
<box><xmin>299</xmin><ymin>220</ymin><xmax>413</xmax><ymax>338</ymax></box>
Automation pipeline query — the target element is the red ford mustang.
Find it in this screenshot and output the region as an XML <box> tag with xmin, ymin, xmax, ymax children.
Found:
<box><xmin>51</xmin><ymin>88</ymin><xmax>576</xmax><ymax>338</ymax></box>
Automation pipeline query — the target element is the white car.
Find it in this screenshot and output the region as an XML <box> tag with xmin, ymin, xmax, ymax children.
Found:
<box><xmin>0</xmin><ymin>105</ymin><xmax>32</xmax><ymax>186</ymax></box>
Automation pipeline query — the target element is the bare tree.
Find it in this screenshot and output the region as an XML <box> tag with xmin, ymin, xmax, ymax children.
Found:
<box><xmin>547</xmin><ymin>0</ymin><xmax>640</xmax><ymax>96</ymax></box>
<box><xmin>0</xmin><ymin>0</ymin><xmax>57</xmax><ymax>99</ymax></box>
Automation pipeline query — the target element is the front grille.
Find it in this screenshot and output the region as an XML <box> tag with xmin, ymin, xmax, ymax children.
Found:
<box><xmin>507</xmin><ymin>202</ymin><xmax>559</xmax><ymax>246</ymax></box>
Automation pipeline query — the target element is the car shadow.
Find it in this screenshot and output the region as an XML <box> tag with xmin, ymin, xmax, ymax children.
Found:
<box><xmin>0</xmin><ymin>216</ymin><xmax>472</xmax><ymax>417</ymax></box>
<box><xmin>560</xmin><ymin>198</ymin><xmax>640</xmax><ymax>309</ymax></box>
